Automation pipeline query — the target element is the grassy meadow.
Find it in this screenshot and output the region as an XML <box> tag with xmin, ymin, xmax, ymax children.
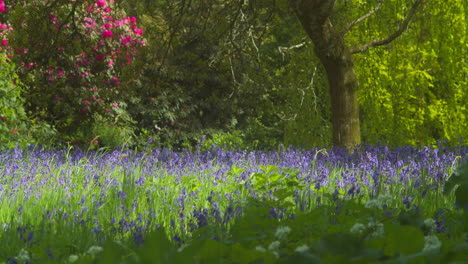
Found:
<box><xmin>0</xmin><ymin>144</ymin><xmax>468</xmax><ymax>263</ymax></box>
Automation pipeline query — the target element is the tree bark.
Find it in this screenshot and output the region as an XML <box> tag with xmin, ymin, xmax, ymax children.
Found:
<box><xmin>290</xmin><ymin>0</ymin><xmax>361</xmax><ymax>149</ymax></box>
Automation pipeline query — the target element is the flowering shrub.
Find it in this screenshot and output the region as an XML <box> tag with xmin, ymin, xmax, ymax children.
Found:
<box><xmin>0</xmin><ymin>0</ymin><xmax>145</xmax><ymax>146</ymax></box>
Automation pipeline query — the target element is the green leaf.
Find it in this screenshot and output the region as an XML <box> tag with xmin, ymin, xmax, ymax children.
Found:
<box><xmin>444</xmin><ymin>159</ymin><xmax>468</xmax><ymax>208</ymax></box>
<box><xmin>229</xmin><ymin>243</ymin><xmax>277</xmax><ymax>264</ymax></box>
<box><xmin>384</xmin><ymin>225</ymin><xmax>424</xmax><ymax>256</ymax></box>
<box><xmin>316</xmin><ymin>232</ymin><xmax>364</xmax><ymax>257</ymax></box>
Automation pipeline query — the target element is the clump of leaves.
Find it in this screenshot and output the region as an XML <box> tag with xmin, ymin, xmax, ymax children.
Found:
<box><xmin>443</xmin><ymin>157</ymin><xmax>468</xmax><ymax>208</ymax></box>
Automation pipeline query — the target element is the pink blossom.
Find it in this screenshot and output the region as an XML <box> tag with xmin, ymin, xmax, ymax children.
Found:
<box><xmin>103</xmin><ymin>7</ymin><xmax>111</xmax><ymax>13</ymax></box>
<box><xmin>112</xmin><ymin>102</ymin><xmax>118</xmax><ymax>108</ymax></box>
<box><xmin>49</xmin><ymin>14</ymin><xmax>59</xmax><ymax>25</ymax></box>
<box><xmin>81</xmin><ymin>100</ymin><xmax>91</xmax><ymax>106</ymax></box>
<box><xmin>83</xmin><ymin>17</ymin><xmax>96</xmax><ymax>29</ymax></box>
<box><xmin>95</xmin><ymin>54</ymin><xmax>104</xmax><ymax>61</ymax></box>
<box><xmin>0</xmin><ymin>1</ymin><xmax>7</xmax><ymax>13</ymax></box>
<box><xmin>129</xmin><ymin>17</ymin><xmax>137</xmax><ymax>24</ymax></box>
<box><xmin>56</xmin><ymin>69</ymin><xmax>64</xmax><ymax>78</ymax></box>
<box><xmin>121</xmin><ymin>36</ymin><xmax>132</xmax><ymax>45</ymax></box>
<box><xmin>114</xmin><ymin>20</ymin><xmax>124</xmax><ymax>27</ymax></box>
<box><xmin>1</xmin><ymin>39</ymin><xmax>7</xmax><ymax>46</ymax></box>
<box><xmin>96</xmin><ymin>0</ymin><xmax>106</xmax><ymax>7</ymax></box>
<box><xmin>104</xmin><ymin>23</ymin><xmax>112</xmax><ymax>29</ymax></box>
<box><xmin>134</xmin><ymin>28</ymin><xmax>143</xmax><ymax>36</ymax></box>
<box><xmin>110</xmin><ymin>76</ymin><xmax>120</xmax><ymax>86</ymax></box>
<box><xmin>102</xmin><ymin>30</ymin><xmax>113</xmax><ymax>38</ymax></box>
<box><xmin>107</xmin><ymin>60</ymin><xmax>114</xmax><ymax>69</ymax></box>
<box><xmin>0</xmin><ymin>24</ymin><xmax>7</xmax><ymax>29</ymax></box>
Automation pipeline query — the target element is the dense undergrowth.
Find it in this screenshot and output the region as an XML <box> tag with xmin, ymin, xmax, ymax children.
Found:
<box><xmin>0</xmin><ymin>145</ymin><xmax>467</xmax><ymax>263</ymax></box>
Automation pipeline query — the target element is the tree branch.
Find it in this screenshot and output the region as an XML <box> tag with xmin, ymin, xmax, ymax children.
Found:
<box><xmin>350</xmin><ymin>0</ymin><xmax>423</xmax><ymax>54</ymax></box>
<box><xmin>341</xmin><ymin>0</ymin><xmax>385</xmax><ymax>36</ymax></box>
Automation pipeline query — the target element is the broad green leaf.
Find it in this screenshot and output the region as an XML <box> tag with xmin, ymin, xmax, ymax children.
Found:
<box><xmin>384</xmin><ymin>225</ymin><xmax>424</xmax><ymax>256</ymax></box>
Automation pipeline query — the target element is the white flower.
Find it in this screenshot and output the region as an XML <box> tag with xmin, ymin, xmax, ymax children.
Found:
<box><xmin>275</xmin><ymin>226</ymin><xmax>292</xmax><ymax>240</ymax></box>
<box><xmin>16</xmin><ymin>248</ymin><xmax>30</xmax><ymax>264</ymax></box>
<box><xmin>424</xmin><ymin>218</ymin><xmax>437</xmax><ymax>233</ymax></box>
<box><xmin>295</xmin><ymin>245</ymin><xmax>310</xmax><ymax>253</ymax></box>
<box><xmin>255</xmin><ymin>246</ymin><xmax>266</xmax><ymax>252</ymax></box>
<box><xmin>350</xmin><ymin>223</ymin><xmax>366</xmax><ymax>235</ymax></box>
<box><xmin>68</xmin><ymin>255</ymin><xmax>79</xmax><ymax>263</ymax></box>
<box><xmin>87</xmin><ymin>245</ymin><xmax>103</xmax><ymax>256</ymax></box>
<box><xmin>268</xmin><ymin>241</ymin><xmax>281</xmax><ymax>251</ymax></box>
<box><xmin>367</xmin><ymin>219</ymin><xmax>385</xmax><ymax>238</ymax></box>
<box><xmin>423</xmin><ymin>235</ymin><xmax>441</xmax><ymax>252</ymax></box>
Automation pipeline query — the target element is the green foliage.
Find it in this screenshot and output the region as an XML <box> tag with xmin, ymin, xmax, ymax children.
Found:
<box><xmin>0</xmin><ymin>54</ymin><xmax>27</xmax><ymax>148</ymax></box>
<box><xmin>444</xmin><ymin>157</ymin><xmax>468</xmax><ymax>208</ymax></box>
<box><xmin>0</xmin><ymin>53</ymin><xmax>57</xmax><ymax>148</ymax></box>
<box><xmin>90</xmin><ymin>113</ymin><xmax>136</xmax><ymax>150</ymax></box>
<box><xmin>352</xmin><ymin>0</ymin><xmax>468</xmax><ymax>147</ymax></box>
<box><xmin>201</xmin><ymin>130</ymin><xmax>245</xmax><ymax>151</ymax></box>
<box><xmin>2</xmin><ymin>156</ymin><xmax>468</xmax><ymax>263</ymax></box>
<box><xmin>1</xmin><ymin>0</ymin><xmax>467</xmax><ymax>149</ymax></box>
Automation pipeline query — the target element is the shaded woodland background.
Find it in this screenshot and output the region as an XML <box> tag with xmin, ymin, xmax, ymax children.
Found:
<box><xmin>1</xmin><ymin>0</ymin><xmax>467</xmax><ymax>150</ymax></box>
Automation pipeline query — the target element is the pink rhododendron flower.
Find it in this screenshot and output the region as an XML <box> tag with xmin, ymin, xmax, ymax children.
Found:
<box><xmin>1</xmin><ymin>39</ymin><xmax>7</xmax><ymax>46</ymax></box>
<box><xmin>56</xmin><ymin>69</ymin><xmax>64</xmax><ymax>78</ymax></box>
<box><xmin>0</xmin><ymin>1</ymin><xmax>7</xmax><ymax>13</ymax></box>
<box><xmin>114</xmin><ymin>20</ymin><xmax>124</xmax><ymax>27</ymax></box>
<box><xmin>121</xmin><ymin>35</ymin><xmax>132</xmax><ymax>45</ymax></box>
<box><xmin>96</xmin><ymin>0</ymin><xmax>106</xmax><ymax>7</ymax></box>
<box><xmin>102</xmin><ymin>30</ymin><xmax>113</xmax><ymax>38</ymax></box>
<box><xmin>104</xmin><ymin>23</ymin><xmax>112</xmax><ymax>29</ymax></box>
<box><xmin>0</xmin><ymin>24</ymin><xmax>7</xmax><ymax>29</ymax></box>
<box><xmin>110</xmin><ymin>76</ymin><xmax>120</xmax><ymax>86</ymax></box>
<box><xmin>83</xmin><ymin>17</ymin><xmax>96</xmax><ymax>29</ymax></box>
<box><xmin>81</xmin><ymin>100</ymin><xmax>91</xmax><ymax>106</ymax></box>
<box><xmin>95</xmin><ymin>54</ymin><xmax>104</xmax><ymax>61</ymax></box>
<box><xmin>49</xmin><ymin>14</ymin><xmax>59</xmax><ymax>25</ymax></box>
<box><xmin>134</xmin><ymin>28</ymin><xmax>143</xmax><ymax>36</ymax></box>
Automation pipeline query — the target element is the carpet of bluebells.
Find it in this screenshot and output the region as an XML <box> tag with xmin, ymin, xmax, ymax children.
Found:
<box><xmin>0</xmin><ymin>144</ymin><xmax>467</xmax><ymax>263</ymax></box>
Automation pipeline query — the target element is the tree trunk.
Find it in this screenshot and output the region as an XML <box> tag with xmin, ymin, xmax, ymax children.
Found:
<box><xmin>290</xmin><ymin>0</ymin><xmax>361</xmax><ymax>149</ymax></box>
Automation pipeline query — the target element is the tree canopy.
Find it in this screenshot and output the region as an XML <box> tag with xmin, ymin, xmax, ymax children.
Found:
<box><xmin>0</xmin><ymin>0</ymin><xmax>466</xmax><ymax>150</ymax></box>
